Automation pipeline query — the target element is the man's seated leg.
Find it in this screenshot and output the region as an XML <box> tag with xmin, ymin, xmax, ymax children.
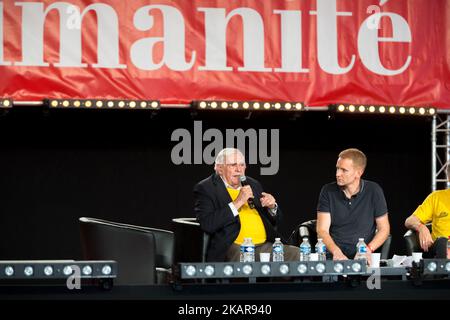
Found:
<box><xmin>284</xmin><ymin>244</ymin><xmax>300</xmax><ymax>261</ymax></box>
<box><xmin>225</xmin><ymin>243</ymin><xmax>241</xmax><ymax>262</ymax></box>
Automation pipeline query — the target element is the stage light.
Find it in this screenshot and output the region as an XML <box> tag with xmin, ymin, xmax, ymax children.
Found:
<box><xmin>46</xmin><ymin>99</ymin><xmax>160</xmax><ymax>110</ymax></box>
<box><xmin>223</xmin><ymin>265</ymin><xmax>234</xmax><ymax>276</ymax></box>
<box><xmin>261</xmin><ymin>264</ymin><xmax>271</xmax><ymax>275</ymax></box>
<box><xmin>445</xmin><ymin>262</ymin><xmax>450</xmax><ymax>272</ymax></box>
<box><xmin>63</xmin><ymin>265</ymin><xmax>73</xmax><ymax>276</ymax></box>
<box><xmin>192</xmin><ymin>100</ymin><xmax>304</xmax><ymax>112</ymax></box>
<box><xmin>279</xmin><ymin>264</ymin><xmax>289</xmax><ymax>275</ymax></box>
<box><xmin>333</xmin><ymin>262</ymin><xmax>344</xmax><ymax>273</ymax></box>
<box><xmin>297</xmin><ymin>263</ymin><xmax>307</xmax><ymax>274</ymax></box>
<box><xmin>82</xmin><ymin>265</ymin><xmax>93</xmax><ymax>276</ymax></box>
<box><xmin>101</xmin><ymin>265</ymin><xmax>112</xmax><ymax>275</ymax></box>
<box><xmin>351</xmin><ymin>262</ymin><xmax>362</xmax><ymax>272</ymax></box>
<box><xmin>24</xmin><ymin>266</ymin><xmax>34</xmax><ymax>276</ymax></box>
<box><xmin>330</xmin><ymin>104</ymin><xmax>436</xmax><ymax>116</ymax></box>
<box><xmin>242</xmin><ymin>264</ymin><xmax>253</xmax><ymax>275</ymax></box>
<box><xmin>185</xmin><ymin>265</ymin><xmax>196</xmax><ymax>277</ymax></box>
<box><xmin>4</xmin><ymin>266</ymin><xmax>14</xmax><ymax>276</ymax></box>
<box><xmin>426</xmin><ymin>262</ymin><xmax>437</xmax><ymax>272</ymax></box>
<box><xmin>204</xmin><ymin>265</ymin><xmax>215</xmax><ymax>277</ymax></box>
<box><xmin>0</xmin><ymin>98</ymin><xmax>13</xmax><ymax>109</ymax></box>
<box><xmin>315</xmin><ymin>263</ymin><xmax>326</xmax><ymax>273</ymax></box>
<box><xmin>43</xmin><ymin>266</ymin><xmax>54</xmax><ymax>276</ymax></box>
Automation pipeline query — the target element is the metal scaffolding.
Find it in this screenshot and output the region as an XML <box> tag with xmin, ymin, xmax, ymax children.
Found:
<box><xmin>431</xmin><ymin>114</ymin><xmax>450</xmax><ymax>191</ymax></box>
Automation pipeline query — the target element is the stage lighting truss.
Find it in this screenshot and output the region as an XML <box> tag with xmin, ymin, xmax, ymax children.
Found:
<box><xmin>330</xmin><ymin>104</ymin><xmax>436</xmax><ymax>116</ymax></box>
<box><xmin>0</xmin><ymin>98</ymin><xmax>13</xmax><ymax>109</ymax></box>
<box><xmin>0</xmin><ymin>260</ymin><xmax>117</xmax><ymax>280</ymax></box>
<box><xmin>46</xmin><ymin>99</ymin><xmax>160</xmax><ymax>110</ymax></box>
<box><xmin>420</xmin><ymin>259</ymin><xmax>450</xmax><ymax>276</ymax></box>
<box><xmin>192</xmin><ymin>100</ymin><xmax>304</xmax><ymax>112</ymax></box>
<box><xmin>179</xmin><ymin>260</ymin><xmax>367</xmax><ymax>280</ymax></box>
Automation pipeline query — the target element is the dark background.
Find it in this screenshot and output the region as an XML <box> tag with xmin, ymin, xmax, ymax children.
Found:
<box><xmin>0</xmin><ymin>107</ymin><xmax>431</xmax><ymax>259</ymax></box>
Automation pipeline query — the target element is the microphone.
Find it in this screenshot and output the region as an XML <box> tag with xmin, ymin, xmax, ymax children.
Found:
<box><xmin>239</xmin><ymin>176</ymin><xmax>255</xmax><ymax>209</ymax></box>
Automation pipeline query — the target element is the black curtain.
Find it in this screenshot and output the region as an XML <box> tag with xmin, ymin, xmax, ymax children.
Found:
<box><xmin>0</xmin><ymin>108</ymin><xmax>430</xmax><ymax>259</ymax></box>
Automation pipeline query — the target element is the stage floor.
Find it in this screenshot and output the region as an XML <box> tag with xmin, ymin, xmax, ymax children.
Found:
<box><xmin>1</xmin><ymin>278</ymin><xmax>449</xmax><ymax>300</ymax></box>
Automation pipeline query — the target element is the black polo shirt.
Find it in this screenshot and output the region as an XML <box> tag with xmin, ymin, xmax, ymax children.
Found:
<box><xmin>317</xmin><ymin>179</ymin><xmax>388</xmax><ymax>258</ymax></box>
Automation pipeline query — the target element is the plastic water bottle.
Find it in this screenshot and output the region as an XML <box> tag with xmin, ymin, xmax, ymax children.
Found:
<box><xmin>299</xmin><ymin>238</ymin><xmax>311</xmax><ymax>261</ymax></box>
<box><xmin>272</xmin><ymin>238</ymin><xmax>284</xmax><ymax>262</ymax></box>
<box><xmin>355</xmin><ymin>238</ymin><xmax>367</xmax><ymax>260</ymax></box>
<box><xmin>315</xmin><ymin>238</ymin><xmax>327</xmax><ymax>261</ymax></box>
<box><xmin>240</xmin><ymin>237</ymin><xmax>255</xmax><ymax>262</ymax></box>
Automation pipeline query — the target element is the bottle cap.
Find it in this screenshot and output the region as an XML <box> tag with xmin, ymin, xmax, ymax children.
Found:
<box><xmin>358</xmin><ymin>238</ymin><xmax>364</xmax><ymax>241</ymax></box>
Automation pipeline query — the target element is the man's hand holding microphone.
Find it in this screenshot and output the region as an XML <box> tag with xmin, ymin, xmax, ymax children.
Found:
<box><xmin>232</xmin><ymin>176</ymin><xmax>277</xmax><ymax>211</ymax></box>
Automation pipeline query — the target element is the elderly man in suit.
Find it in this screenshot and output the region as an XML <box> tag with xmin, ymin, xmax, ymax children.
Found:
<box><xmin>194</xmin><ymin>148</ymin><xmax>299</xmax><ymax>262</ymax></box>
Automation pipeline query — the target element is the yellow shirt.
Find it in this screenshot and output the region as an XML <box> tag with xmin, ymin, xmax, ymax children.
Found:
<box><xmin>413</xmin><ymin>189</ymin><xmax>450</xmax><ymax>240</ymax></box>
<box><xmin>226</xmin><ymin>187</ymin><xmax>266</xmax><ymax>245</ymax></box>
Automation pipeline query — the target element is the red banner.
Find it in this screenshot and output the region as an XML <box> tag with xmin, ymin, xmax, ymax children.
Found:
<box><xmin>0</xmin><ymin>0</ymin><xmax>448</xmax><ymax>108</ymax></box>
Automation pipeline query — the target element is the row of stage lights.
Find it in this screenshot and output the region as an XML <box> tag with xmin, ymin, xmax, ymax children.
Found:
<box><xmin>0</xmin><ymin>98</ymin><xmax>440</xmax><ymax>116</ymax></box>
<box><xmin>46</xmin><ymin>99</ymin><xmax>160</xmax><ymax>110</ymax></box>
<box><xmin>180</xmin><ymin>260</ymin><xmax>367</xmax><ymax>280</ymax></box>
<box><xmin>193</xmin><ymin>101</ymin><xmax>304</xmax><ymax>111</ymax></box>
<box><xmin>180</xmin><ymin>259</ymin><xmax>450</xmax><ymax>281</ymax></box>
<box><xmin>0</xmin><ymin>260</ymin><xmax>117</xmax><ymax>279</ymax></box>
<box><xmin>331</xmin><ymin>104</ymin><xmax>436</xmax><ymax>116</ymax></box>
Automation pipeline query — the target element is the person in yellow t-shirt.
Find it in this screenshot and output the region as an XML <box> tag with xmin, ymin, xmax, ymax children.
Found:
<box><xmin>194</xmin><ymin>148</ymin><xmax>299</xmax><ymax>262</ymax></box>
<box><xmin>405</xmin><ymin>165</ymin><xmax>450</xmax><ymax>258</ymax></box>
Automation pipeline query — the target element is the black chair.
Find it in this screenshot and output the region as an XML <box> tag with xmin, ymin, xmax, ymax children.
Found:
<box><xmin>171</xmin><ymin>217</ymin><xmax>209</xmax><ymax>264</ymax></box>
<box><xmin>404</xmin><ymin>223</ymin><xmax>432</xmax><ymax>255</ymax></box>
<box><xmin>79</xmin><ymin>217</ymin><xmax>174</xmax><ymax>285</ymax></box>
<box><xmin>288</xmin><ymin>219</ymin><xmax>392</xmax><ymax>259</ymax></box>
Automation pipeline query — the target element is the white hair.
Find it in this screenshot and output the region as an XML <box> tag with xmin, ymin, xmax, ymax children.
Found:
<box><xmin>214</xmin><ymin>148</ymin><xmax>245</xmax><ymax>172</ymax></box>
